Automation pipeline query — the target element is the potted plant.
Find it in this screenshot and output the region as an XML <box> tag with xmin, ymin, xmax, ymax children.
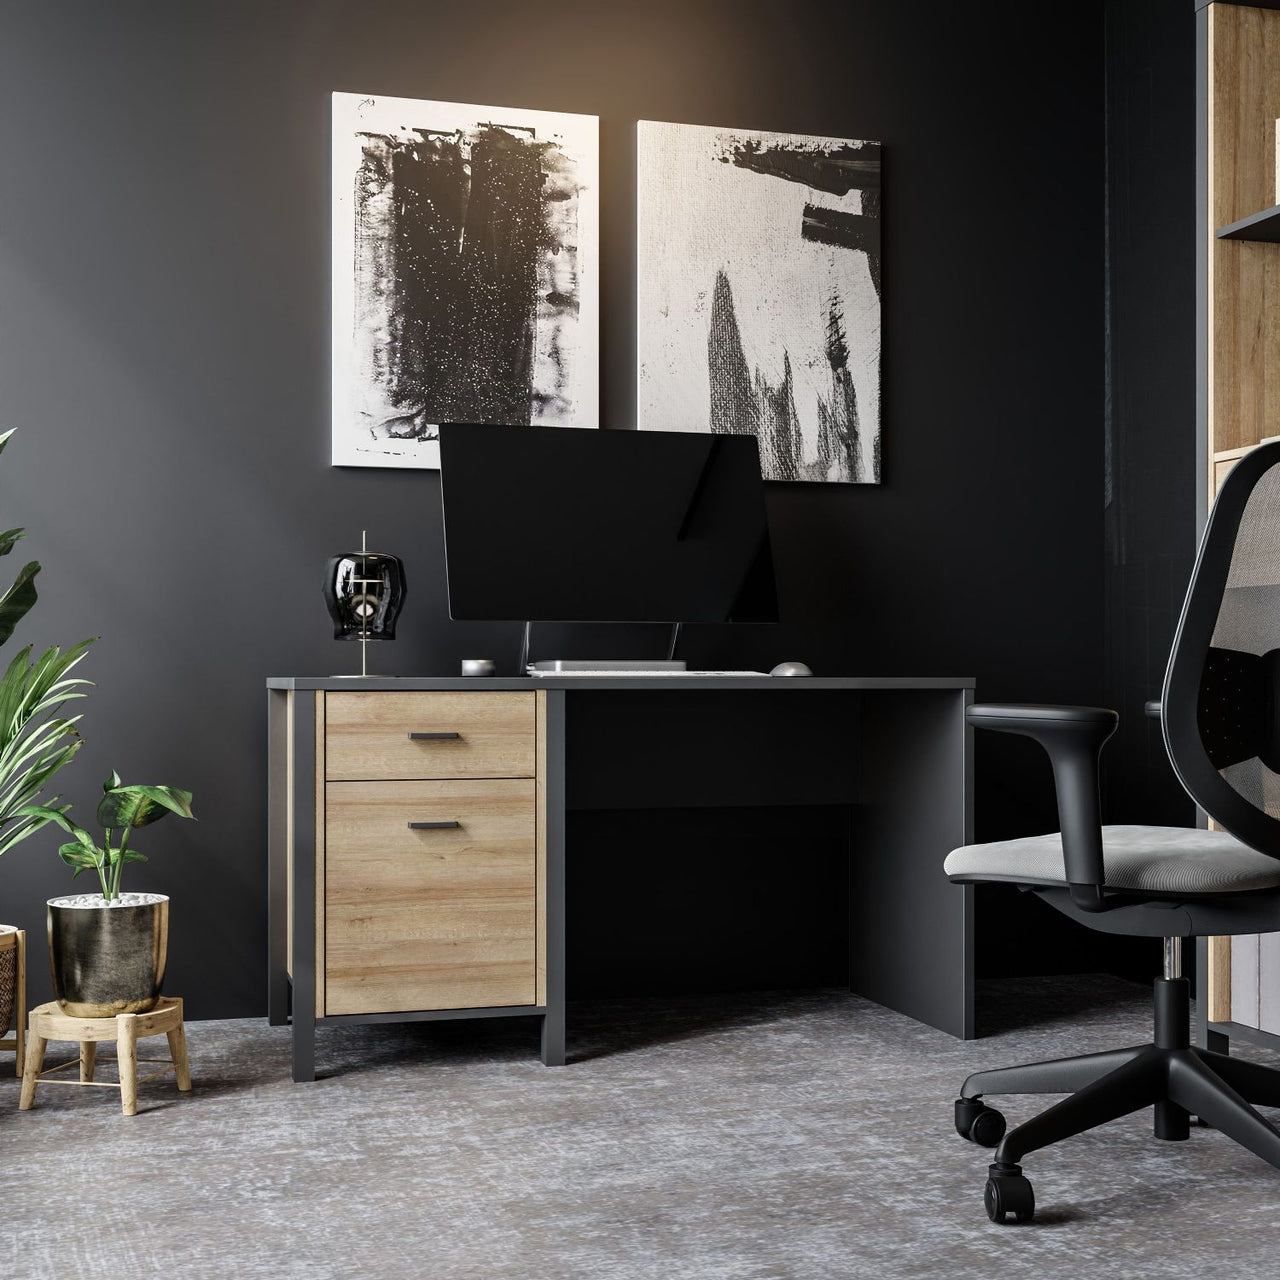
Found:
<box><xmin>0</xmin><ymin>428</ymin><xmax>95</xmax><ymax>1040</ymax></box>
<box><xmin>25</xmin><ymin>776</ymin><xmax>194</xmax><ymax>1017</ymax></box>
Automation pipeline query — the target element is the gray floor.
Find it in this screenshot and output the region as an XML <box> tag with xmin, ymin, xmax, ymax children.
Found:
<box><xmin>1</xmin><ymin>976</ymin><xmax>1276</xmax><ymax>1278</ymax></box>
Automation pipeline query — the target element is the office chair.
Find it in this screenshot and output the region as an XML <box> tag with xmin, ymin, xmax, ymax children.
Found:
<box><xmin>945</xmin><ymin>438</ymin><xmax>1280</xmax><ymax>1223</ymax></box>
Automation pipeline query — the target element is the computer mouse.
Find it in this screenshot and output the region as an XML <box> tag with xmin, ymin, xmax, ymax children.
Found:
<box><xmin>770</xmin><ymin>661</ymin><xmax>813</xmax><ymax>677</ymax></box>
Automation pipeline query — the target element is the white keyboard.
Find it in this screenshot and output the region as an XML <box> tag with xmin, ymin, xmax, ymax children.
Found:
<box><xmin>528</xmin><ymin>669</ymin><xmax>769</xmax><ymax>678</ymax></box>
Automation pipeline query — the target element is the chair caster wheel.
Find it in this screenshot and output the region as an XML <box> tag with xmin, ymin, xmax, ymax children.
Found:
<box><xmin>984</xmin><ymin>1166</ymin><xmax>1034</xmax><ymax>1224</ymax></box>
<box><xmin>955</xmin><ymin>1098</ymin><xmax>1006</xmax><ymax>1147</ymax></box>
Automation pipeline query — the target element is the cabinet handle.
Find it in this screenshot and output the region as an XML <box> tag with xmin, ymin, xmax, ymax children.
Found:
<box><xmin>408</xmin><ymin>731</ymin><xmax>460</xmax><ymax>740</ymax></box>
<box><xmin>407</xmin><ymin>821</ymin><xmax>461</xmax><ymax>830</ymax></box>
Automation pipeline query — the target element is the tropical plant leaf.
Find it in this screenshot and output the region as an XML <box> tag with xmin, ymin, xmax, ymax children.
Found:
<box><xmin>0</xmin><ymin>428</ymin><xmax>12</xmax><ymax>456</ymax></box>
<box><xmin>105</xmin><ymin>770</ymin><xmax>121</xmax><ymax>792</ymax></box>
<box><xmin>0</xmin><ymin>528</ymin><xmax>24</xmax><ymax>558</ymax></box>
<box><xmin>0</xmin><ymin>561</ymin><xmax>38</xmax><ymax>647</ymax></box>
<box><xmin>96</xmin><ymin>783</ymin><xmax>195</xmax><ymax>831</ymax></box>
<box><xmin>58</xmin><ymin>842</ymin><xmax>100</xmax><ymax>869</ymax></box>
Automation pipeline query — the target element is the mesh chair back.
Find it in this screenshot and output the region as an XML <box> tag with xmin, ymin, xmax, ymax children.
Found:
<box><xmin>1164</xmin><ymin>439</ymin><xmax>1280</xmax><ymax>858</ymax></box>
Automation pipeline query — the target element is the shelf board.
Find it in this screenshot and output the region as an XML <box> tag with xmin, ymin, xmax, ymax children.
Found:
<box><xmin>1217</xmin><ymin>204</ymin><xmax>1280</xmax><ymax>243</ymax></box>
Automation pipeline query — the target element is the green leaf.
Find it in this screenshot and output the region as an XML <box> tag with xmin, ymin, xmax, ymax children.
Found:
<box><xmin>58</xmin><ymin>843</ymin><xmax>101</xmax><ymax>869</ymax></box>
<box><xmin>105</xmin><ymin>770</ymin><xmax>121</xmax><ymax>792</ymax></box>
<box><xmin>0</xmin><ymin>528</ymin><xmax>25</xmax><ymax>558</ymax></box>
<box><xmin>0</xmin><ymin>428</ymin><xmax>13</xmax><ymax>456</ymax></box>
<box><xmin>96</xmin><ymin>784</ymin><xmax>195</xmax><ymax>831</ymax></box>
<box><xmin>0</xmin><ymin>561</ymin><xmax>38</xmax><ymax>647</ymax></box>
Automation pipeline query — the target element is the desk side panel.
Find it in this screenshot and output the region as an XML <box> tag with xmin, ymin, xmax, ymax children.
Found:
<box><xmin>850</xmin><ymin>689</ymin><xmax>973</xmax><ymax>1039</ymax></box>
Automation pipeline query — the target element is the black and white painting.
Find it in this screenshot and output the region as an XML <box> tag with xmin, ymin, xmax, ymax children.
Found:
<box><xmin>332</xmin><ymin>93</ymin><xmax>599</xmax><ymax>468</ymax></box>
<box><xmin>637</xmin><ymin>121</ymin><xmax>881</xmax><ymax>483</ymax></box>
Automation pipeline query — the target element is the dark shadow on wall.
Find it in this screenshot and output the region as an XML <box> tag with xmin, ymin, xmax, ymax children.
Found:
<box><xmin>1101</xmin><ymin>0</ymin><xmax>1197</xmax><ymax>981</ymax></box>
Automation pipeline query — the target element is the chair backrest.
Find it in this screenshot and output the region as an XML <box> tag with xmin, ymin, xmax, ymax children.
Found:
<box><xmin>1164</xmin><ymin>439</ymin><xmax>1280</xmax><ymax>858</ymax></box>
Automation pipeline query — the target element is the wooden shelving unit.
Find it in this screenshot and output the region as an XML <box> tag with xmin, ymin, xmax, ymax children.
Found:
<box><xmin>1198</xmin><ymin>0</ymin><xmax>1280</xmax><ymax>1044</ymax></box>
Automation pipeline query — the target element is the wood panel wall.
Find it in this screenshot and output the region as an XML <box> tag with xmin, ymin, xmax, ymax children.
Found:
<box><xmin>1207</xmin><ymin>3</ymin><xmax>1280</xmax><ymax>1029</ymax></box>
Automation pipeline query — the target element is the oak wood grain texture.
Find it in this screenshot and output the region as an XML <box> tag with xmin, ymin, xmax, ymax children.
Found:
<box><xmin>324</xmin><ymin>779</ymin><xmax>537</xmax><ymax>1015</ymax></box>
<box><xmin>1212</xmin><ymin>444</ymin><xmax>1251</xmax><ymax>498</ymax></box>
<box><xmin>1209</xmin><ymin>3</ymin><xmax>1280</xmax><ymax>453</ymax></box>
<box><xmin>17</xmin><ymin>997</ymin><xmax>188</xmax><ymax>1114</ymax></box>
<box><xmin>325</xmin><ymin>692</ymin><xmax>536</xmax><ymax>781</ymax></box>
<box><xmin>23</xmin><ymin>996</ymin><xmax>186</xmax><ymax>1043</ymax></box>
<box><xmin>1202</xmin><ymin>8</ymin><xmax>1280</xmax><ymax>1027</ymax></box>
<box><xmin>1207</xmin><ymin>934</ymin><xmax>1233</xmax><ymax>1022</ymax></box>
<box><xmin>117</xmin><ymin>1015</ymin><xmax>138</xmax><ymax>1115</ymax></box>
<box><xmin>536</xmin><ymin>690</ymin><xmax>547</xmax><ymax>1008</ymax></box>
<box><xmin>18</xmin><ymin>1031</ymin><xmax>46</xmax><ymax>1110</ymax></box>
<box><xmin>167</xmin><ymin>1010</ymin><xmax>193</xmax><ymax>1091</ymax></box>
<box><xmin>316</xmin><ymin>690</ymin><xmax>326</xmax><ymax>1019</ymax></box>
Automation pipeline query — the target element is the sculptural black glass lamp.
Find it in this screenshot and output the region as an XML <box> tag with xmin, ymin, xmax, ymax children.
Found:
<box><xmin>323</xmin><ymin>531</ymin><xmax>407</xmax><ymax>677</ymax></box>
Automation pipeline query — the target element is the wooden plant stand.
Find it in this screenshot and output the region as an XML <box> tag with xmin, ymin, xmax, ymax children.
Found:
<box><xmin>0</xmin><ymin>927</ymin><xmax>26</xmax><ymax>1078</ymax></box>
<box><xmin>19</xmin><ymin>996</ymin><xmax>192</xmax><ymax>1116</ymax></box>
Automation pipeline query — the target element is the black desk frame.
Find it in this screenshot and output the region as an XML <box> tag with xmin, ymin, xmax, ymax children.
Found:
<box><xmin>268</xmin><ymin>676</ymin><xmax>974</xmax><ymax>1081</ymax></box>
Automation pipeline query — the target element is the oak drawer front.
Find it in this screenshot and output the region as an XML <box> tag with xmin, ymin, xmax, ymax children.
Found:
<box><xmin>324</xmin><ymin>779</ymin><xmax>537</xmax><ymax>1015</ymax></box>
<box><xmin>325</xmin><ymin>692</ymin><xmax>536</xmax><ymax>780</ymax></box>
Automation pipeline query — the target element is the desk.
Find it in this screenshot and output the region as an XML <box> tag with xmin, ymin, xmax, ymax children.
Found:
<box><xmin>267</xmin><ymin>676</ymin><xmax>974</xmax><ymax>1081</ymax></box>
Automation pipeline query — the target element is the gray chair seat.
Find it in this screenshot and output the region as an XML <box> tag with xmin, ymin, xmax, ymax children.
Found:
<box><xmin>944</xmin><ymin>823</ymin><xmax>1280</xmax><ymax>895</ymax></box>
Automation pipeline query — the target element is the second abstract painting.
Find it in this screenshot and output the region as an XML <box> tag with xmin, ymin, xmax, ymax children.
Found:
<box><xmin>638</xmin><ymin>121</ymin><xmax>881</xmax><ymax>484</ymax></box>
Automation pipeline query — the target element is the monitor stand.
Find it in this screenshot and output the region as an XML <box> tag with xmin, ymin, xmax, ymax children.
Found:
<box><xmin>517</xmin><ymin>621</ymin><xmax>688</xmax><ymax>675</ymax></box>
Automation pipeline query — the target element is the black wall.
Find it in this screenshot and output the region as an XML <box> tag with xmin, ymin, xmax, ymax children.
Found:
<box><xmin>0</xmin><ymin>0</ymin><xmax>1110</xmax><ymax>1016</ymax></box>
<box><xmin>1103</xmin><ymin>0</ymin><xmax>1197</xmax><ymax>834</ymax></box>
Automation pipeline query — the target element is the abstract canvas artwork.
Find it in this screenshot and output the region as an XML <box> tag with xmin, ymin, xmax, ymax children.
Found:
<box><xmin>332</xmin><ymin>93</ymin><xmax>599</xmax><ymax>468</ymax></box>
<box><xmin>637</xmin><ymin>121</ymin><xmax>881</xmax><ymax>483</ymax></box>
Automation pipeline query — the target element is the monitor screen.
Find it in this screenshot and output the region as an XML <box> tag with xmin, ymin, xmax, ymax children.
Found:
<box><xmin>439</xmin><ymin>425</ymin><xmax>779</xmax><ymax>624</ymax></box>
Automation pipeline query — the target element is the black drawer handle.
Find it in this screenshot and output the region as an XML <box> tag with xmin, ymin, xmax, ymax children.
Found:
<box><xmin>408</xmin><ymin>821</ymin><xmax>461</xmax><ymax>830</ymax></box>
<box><xmin>408</xmin><ymin>731</ymin><xmax>460</xmax><ymax>740</ymax></box>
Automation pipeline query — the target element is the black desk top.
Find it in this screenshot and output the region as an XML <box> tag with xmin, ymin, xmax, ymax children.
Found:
<box><xmin>267</xmin><ymin>675</ymin><xmax>975</xmax><ymax>692</ymax></box>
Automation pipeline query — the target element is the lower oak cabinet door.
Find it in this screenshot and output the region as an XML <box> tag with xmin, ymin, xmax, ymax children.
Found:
<box><xmin>324</xmin><ymin>778</ymin><xmax>538</xmax><ymax>1016</ymax></box>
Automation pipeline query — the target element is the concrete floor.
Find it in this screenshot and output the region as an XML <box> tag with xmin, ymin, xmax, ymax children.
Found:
<box><xmin>1</xmin><ymin>976</ymin><xmax>1276</xmax><ymax>1279</ymax></box>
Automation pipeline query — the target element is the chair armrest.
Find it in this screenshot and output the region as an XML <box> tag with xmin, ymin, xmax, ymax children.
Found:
<box><xmin>966</xmin><ymin>703</ymin><xmax>1119</xmax><ymax>911</ymax></box>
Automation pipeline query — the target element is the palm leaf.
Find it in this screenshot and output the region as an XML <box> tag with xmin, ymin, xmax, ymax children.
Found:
<box><xmin>0</xmin><ymin>640</ymin><xmax>95</xmax><ymax>857</ymax></box>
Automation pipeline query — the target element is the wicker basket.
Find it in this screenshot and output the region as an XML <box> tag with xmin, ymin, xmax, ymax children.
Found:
<box><xmin>0</xmin><ymin>927</ymin><xmax>17</xmax><ymax>1036</ymax></box>
<box><xmin>0</xmin><ymin>926</ymin><xmax>26</xmax><ymax>1074</ymax></box>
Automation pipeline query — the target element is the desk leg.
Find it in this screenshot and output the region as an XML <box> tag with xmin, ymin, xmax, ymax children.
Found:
<box><xmin>268</xmin><ymin>690</ymin><xmax>290</xmax><ymax>1028</ymax></box>
<box><xmin>290</xmin><ymin>691</ymin><xmax>317</xmax><ymax>1082</ymax></box>
<box><xmin>541</xmin><ymin>690</ymin><xmax>567</xmax><ymax>1067</ymax></box>
<box><xmin>850</xmin><ymin>688</ymin><xmax>974</xmax><ymax>1039</ymax></box>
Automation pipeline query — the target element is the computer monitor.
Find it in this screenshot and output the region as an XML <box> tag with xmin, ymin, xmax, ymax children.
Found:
<box><xmin>438</xmin><ymin>424</ymin><xmax>778</xmax><ymax>624</ymax></box>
